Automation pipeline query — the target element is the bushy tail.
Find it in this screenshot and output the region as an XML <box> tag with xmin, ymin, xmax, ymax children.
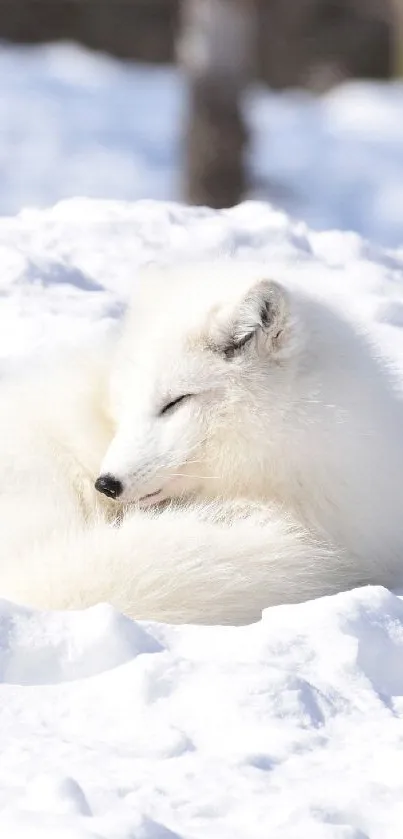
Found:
<box><xmin>1</xmin><ymin>501</ymin><xmax>368</xmax><ymax>625</ymax></box>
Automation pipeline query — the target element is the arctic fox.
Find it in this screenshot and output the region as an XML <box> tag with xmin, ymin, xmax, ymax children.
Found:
<box><xmin>0</xmin><ymin>261</ymin><xmax>403</xmax><ymax>624</ymax></box>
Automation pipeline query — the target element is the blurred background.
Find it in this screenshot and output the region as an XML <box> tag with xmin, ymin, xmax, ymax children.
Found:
<box><xmin>0</xmin><ymin>0</ymin><xmax>402</xmax><ymax>246</ymax></box>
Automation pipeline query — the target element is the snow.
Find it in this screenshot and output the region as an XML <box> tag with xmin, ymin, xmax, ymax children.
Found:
<box><xmin>1</xmin><ymin>195</ymin><xmax>403</xmax><ymax>836</ymax></box>
<box><xmin>247</xmin><ymin>82</ymin><xmax>403</xmax><ymax>248</ymax></box>
<box><xmin>0</xmin><ymin>43</ymin><xmax>182</xmax><ymax>216</ymax></box>
<box><xmin>2</xmin><ymin>41</ymin><xmax>403</xmax><ymax>246</ymax></box>
<box><xmin>2</xmin><ymin>586</ymin><xmax>403</xmax><ymax>838</ymax></box>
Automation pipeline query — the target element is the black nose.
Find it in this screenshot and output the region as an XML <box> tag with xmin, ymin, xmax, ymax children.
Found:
<box><xmin>95</xmin><ymin>474</ymin><xmax>123</xmax><ymax>500</ymax></box>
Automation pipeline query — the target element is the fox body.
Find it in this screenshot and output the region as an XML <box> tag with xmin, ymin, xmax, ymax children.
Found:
<box><xmin>0</xmin><ymin>262</ymin><xmax>402</xmax><ymax>623</ymax></box>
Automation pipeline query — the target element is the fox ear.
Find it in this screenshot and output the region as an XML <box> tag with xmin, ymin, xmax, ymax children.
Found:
<box><xmin>215</xmin><ymin>279</ymin><xmax>289</xmax><ymax>360</ymax></box>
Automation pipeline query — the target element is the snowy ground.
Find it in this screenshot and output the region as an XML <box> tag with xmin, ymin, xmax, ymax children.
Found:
<box><xmin>2</xmin><ymin>198</ymin><xmax>403</xmax><ymax>836</ymax></box>
<box><xmin>1</xmin><ymin>42</ymin><xmax>403</xmax><ymax>246</ymax></box>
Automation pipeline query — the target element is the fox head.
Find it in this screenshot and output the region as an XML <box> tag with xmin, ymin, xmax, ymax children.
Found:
<box><xmin>95</xmin><ymin>263</ymin><xmax>302</xmax><ymax>506</ymax></box>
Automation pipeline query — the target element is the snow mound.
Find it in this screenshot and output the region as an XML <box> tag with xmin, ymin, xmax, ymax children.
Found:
<box><xmin>0</xmin><ymin>600</ymin><xmax>162</xmax><ymax>685</ymax></box>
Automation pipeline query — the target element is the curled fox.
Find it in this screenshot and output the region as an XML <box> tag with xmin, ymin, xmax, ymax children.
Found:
<box><xmin>1</xmin><ymin>261</ymin><xmax>402</xmax><ymax>624</ymax></box>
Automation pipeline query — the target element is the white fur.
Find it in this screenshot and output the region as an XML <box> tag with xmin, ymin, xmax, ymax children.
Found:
<box><xmin>1</xmin><ymin>261</ymin><xmax>403</xmax><ymax>624</ymax></box>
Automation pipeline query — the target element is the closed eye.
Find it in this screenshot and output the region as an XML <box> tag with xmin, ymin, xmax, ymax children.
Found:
<box><xmin>159</xmin><ymin>394</ymin><xmax>193</xmax><ymax>416</ymax></box>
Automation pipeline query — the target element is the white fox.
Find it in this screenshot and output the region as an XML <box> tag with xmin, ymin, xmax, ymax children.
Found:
<box><xmin>0</xmin><ymin>261</ymin><xmax>402</xmax><ymax>624</ymax></box>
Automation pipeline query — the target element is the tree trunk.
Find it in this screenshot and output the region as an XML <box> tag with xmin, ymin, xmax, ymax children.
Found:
<box><xmin>179</xmin><ymin>0</ymin><xmax>256</xmax><ymax>209</ymax></box>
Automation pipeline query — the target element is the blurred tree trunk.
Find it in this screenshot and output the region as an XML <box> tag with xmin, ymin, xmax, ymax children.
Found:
<box><xmin>179</xmin><ymin>0</ymin><xmax>256</xmax><ymax>209</ymax></box>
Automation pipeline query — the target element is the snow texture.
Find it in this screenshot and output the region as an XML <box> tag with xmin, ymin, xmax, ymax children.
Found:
<box><xmin>1</xmin><ymin>195</ymin><xmax>403</xmax><ymax>837</ymax></box>
<box><xmin>1</xmin><ymin>42</ymin><xmax>403</xmax><ymax>246</ymax></box>
<box><xmin>2</xmin><ymin>587</ymin><xmax>403</xmax><ymax>839</ymax></box>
